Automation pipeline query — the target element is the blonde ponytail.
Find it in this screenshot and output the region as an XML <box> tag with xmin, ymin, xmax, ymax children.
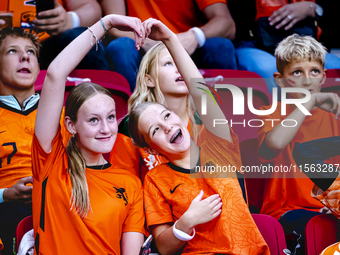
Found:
<box><xmin>66</xmin><ymin>136</ymin><xmax>90</xmax><ymax>218</ymax></box>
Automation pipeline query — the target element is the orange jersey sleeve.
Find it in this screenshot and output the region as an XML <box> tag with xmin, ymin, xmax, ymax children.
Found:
<box><xmin>110</xmin><ymin>133</ymin><xmax>169</xmax><ymax>181</ymax></box>
<box><xmin>32</xmin><ymin>127</ymin><xmax>144</xmax><ymax>255</ymax></box>
<box><xmin>258</xmin><ymin>102</ymin><xmax>340</xmax><ymax>219</ymax></box>
<box><xmin>110</xmin><ymin>133</ymin><xmax>141</xmax><ymax>177</ymax></box>
<box><xmin>126</xmin><ymin>0</ymin><xmax>227</xmax><ymax>34</ymax></box>
<box><xmin>144</xmin><ymin>128</ymin><xmax>269</xmax><ymax>254</ymax></box>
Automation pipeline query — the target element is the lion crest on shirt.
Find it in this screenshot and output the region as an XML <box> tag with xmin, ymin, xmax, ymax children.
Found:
<box><xmin>113</xmin><ymin>187</ymin><xmax>128</xmax><ymax>206</ymax></box>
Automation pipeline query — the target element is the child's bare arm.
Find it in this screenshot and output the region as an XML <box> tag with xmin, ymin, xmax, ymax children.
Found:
<box><xmin>144</xmin><ymin>19</ymin><xmax>232</xmax><ymax>141</ymax></box>
<box><xmin>260</xmin><ymin>92</ymin><xmax>340</xmax><ymax>159</ymax></box>
<box><xmin>35</xmin><ymin>15</ymin><xmax>145</xmax><ymax>153</ymax></box>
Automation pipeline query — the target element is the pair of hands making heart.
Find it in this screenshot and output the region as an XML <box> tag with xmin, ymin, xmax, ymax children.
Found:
<box><xmin>105</xmin><ymin>15</ymin><xmax>174</xmax><ymax>51</ymax></box>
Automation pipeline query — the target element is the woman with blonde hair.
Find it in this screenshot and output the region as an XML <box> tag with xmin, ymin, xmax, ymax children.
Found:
<box><xmin>32</xmin><ymin>15</ymin><xmax>146</xmax><ymax>254</ymax></box>
<box><xmin>110</xmin><ymin>33</ymin><xmax>194</xmax><ymax>181</ymax></box>
<box><xmin>129</xmin><ymin>18</ymin><xmax>269</xmax><ymax>255</ymax></box>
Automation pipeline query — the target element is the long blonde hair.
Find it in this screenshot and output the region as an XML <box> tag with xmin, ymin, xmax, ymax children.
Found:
<box><xmin>65</xmin><ymin>82</ymin><xmax>112</xmax><ymax>218</ymax></box>
<box><xmin>128</xmin><ymin>42</ymin><xmax>190</xmax><ymax>116</ymax></box>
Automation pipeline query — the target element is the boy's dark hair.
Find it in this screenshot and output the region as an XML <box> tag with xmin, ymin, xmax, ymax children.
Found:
<box><xmin>0</xmin><ymin>27</ymin><xmax>41</xmax><ymax>57</ymax></box>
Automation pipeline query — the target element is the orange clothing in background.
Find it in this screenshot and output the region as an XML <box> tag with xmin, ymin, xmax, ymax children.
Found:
<box><xmin>32</xmin><ymin>127</ymin><xmax>145</xmax><ymax>255</ymax></box>
<box><xmin>0</xmin><ymin>103</ymin><xmax>69</xmax><ymax>189</ymax></box>
<box><xmin>0</xmin><ymin>102</ymin><xmax>37</xmax><ymax>189</ymax></box>
<box><xmin>111</xmin><ymin>133</ymin><xmax>168</xmax><ymax>181</ymax></box>
<box><xmin>0</xmin><ymin>237</ymin><xmax>2</xmax><ymax>250</ymax></box>
<box><xmin>321</xmin><ymin>242</ymin><xmax>340</xmax><ymax>255</ymax></box>
<box><xmin>255</xmin><ymin>0</ymin><xmax>315</xmax><ymax>20</ymax></box>
<box><xmin>144</xmin><ymin>128</ymin><xmax>269</xmax><ymax>254</ymax></box>
<box><xmin>126</xmin><ymin>0</ymin><xmax>226</xmax><ymax>34</ymax></box>
<box><xmin>5</xmin><ymin>0</ymin><xmax>64</xmax><ymax>41</ymax></box>
<box><xmin>258</xmin><ymin>102</ymin><xmax>340</xmax><ymax>220</ymax></box>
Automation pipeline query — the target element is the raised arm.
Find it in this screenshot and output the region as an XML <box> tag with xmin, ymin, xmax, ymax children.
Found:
<box><xmin>35</xmin><ymin>15</ymin><xmax>145</xmax><ymax>153</ymax></box>
<box><xmin>100</xmin><ymin>0</ymin><xmax>158</xmax><ymax>51</ymax></box>
<box><xmin>144</xmin><ymin>19</ymin><xmax>232</xmax><ymax>141</ymax></box>
<box><xmin>260</xmin><ymin>92</ymin><xmax>340</xmax><ymax>159</ymax></box>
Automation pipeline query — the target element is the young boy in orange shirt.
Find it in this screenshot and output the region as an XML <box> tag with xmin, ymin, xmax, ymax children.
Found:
<box><xmin>0</xmin><ymin>27</ymin><xmax>41</xmax><ymax>255</ymax></box>
<box><xmin>257</xmin><ymin>34</ymin><xmax>340</xmax><ymax>254</ymax></box>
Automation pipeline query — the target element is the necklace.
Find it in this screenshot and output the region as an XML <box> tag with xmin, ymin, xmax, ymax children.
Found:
<box><xmin>88</xmin><ymin>159</ymin><xmax>108</xmax><ymax>179</ymax></box>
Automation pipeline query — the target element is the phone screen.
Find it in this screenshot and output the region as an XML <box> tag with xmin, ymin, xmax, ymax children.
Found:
<box><xmin>36</xmin><ymin>0</ymin><xmax>54</xmax><ymax>16</ymax></box>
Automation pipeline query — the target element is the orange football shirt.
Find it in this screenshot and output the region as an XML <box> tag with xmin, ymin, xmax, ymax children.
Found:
<box><xmin>126</xmin><ymin>0</ymin><xmax>227</xmax><ymax>34</ymax></box>
<box><xmin>0</xmin><ymin>102</ymin><xmax>69</xmax><ymax>189</ymax></box>
<box><xmin>32</xmin><ymin>127</ymin><xmax>145</xmax><ymax>254</ymax></box>
<box><xmin>144</xmin><ymin>127</ymin><xmax>269</xmax><ymax>254</ymax></box>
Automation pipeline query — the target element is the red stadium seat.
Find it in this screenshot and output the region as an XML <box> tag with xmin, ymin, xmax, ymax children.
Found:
<box><xmin>240</xmin><ymin>138</ymin><xmax>267</xmax><ymax>211</ymax></box>
<box><xmin>35</xmin><ymin>70</ymin><xmax>132</xmax><ymax>122</ymax></box>
<box><xmin>305</xmin><ymin>214</ymin><xmax>337</xmax><ymax>255</ymax></box>
<box><xmin>199</xmin><ymin>69</ymin><xmax>271</xmax><ymax>142</ymax></box>
<box><xmin>252</xmin><ymin>214</ymin><xmax>287</xmax><ymax>255</ymax></box>
<box><xmin>16</xmin><ymin>215</ymin><xmax>33</xmax><ymax>252</ymax></box>
<box><xmin>199</xmin><ymin>69</ymin><xmax>272</xmax><ymax>103</ymax></box>
<box><xmin>321</xmin><ymin>69</ymin><xmax>340</xmax><ymax>96</ymax></box>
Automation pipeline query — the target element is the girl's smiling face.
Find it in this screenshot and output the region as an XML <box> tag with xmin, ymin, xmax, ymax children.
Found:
<box><xmin>137</xmin><ymin>104</ymin><xmax>190</xmax><ymax>157</ymax></box>
<box><xmin>71</xmin><ymin>93</ymin><xmax>118</xmax><ymax>159</ymax></box>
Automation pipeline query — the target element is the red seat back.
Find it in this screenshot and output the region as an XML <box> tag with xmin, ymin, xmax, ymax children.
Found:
<box><xmin>199</xmin><ymin>69</ymin><xmax>271</xmax><ymax>142</ymax></box>
<box><xmin>252</xmin><ymin>214</ymin><xmax>287</xmax><ymax>255</ymax></box>
<box><xmin>321</xmin><ymin>69</ymin><xmax>340</xmax><ymax>96</ymax></box>
<box><xmin>305</xmin><ymin>214</ymin><xmax>337</xmax><ymax>255</ymax></box>
<box><xmin>35</xmin><ymin>70</ymin><xmax>132</xmax><ymax>122</ymax></box>
<box><xmin>16</xmin><ymin>215</ymin><xmax>33</xmax><ymax>251</ymax></box>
